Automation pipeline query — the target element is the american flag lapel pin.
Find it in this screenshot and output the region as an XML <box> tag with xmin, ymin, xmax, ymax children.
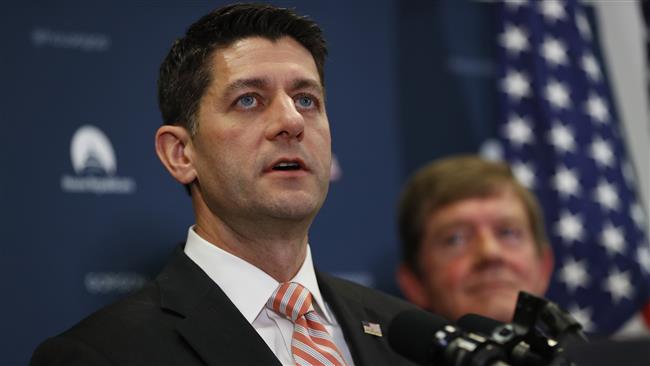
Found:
<box><xmin>362</xmin><ymin>321</ymin><xmax>382</xmax><ymax>337</ymax></box>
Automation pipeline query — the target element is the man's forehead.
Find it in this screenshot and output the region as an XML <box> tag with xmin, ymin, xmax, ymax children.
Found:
<box><xmin>209</xmin><ymin>36</ymin><xmax>319</xmax><ymax>79</ymax></box>
<box><xmin>428</xmin><ymin>190</ymin><xmax>528</xmax><ymax>226</ymax></box>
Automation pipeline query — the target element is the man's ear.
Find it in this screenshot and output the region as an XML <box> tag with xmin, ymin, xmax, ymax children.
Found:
<box><xmin>396</xmin><ymin>264</ymin><xmax>431</xmax><ymax>309</ymax></box>
<box><xmin>155</xmin><ymin>125</ymin><xmax>197</xmax><ymax>185</ymax></box>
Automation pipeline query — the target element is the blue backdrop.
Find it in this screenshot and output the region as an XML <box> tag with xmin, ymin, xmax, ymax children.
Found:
<box><xmin>1</xmin><ymin>1</ymin><xmax>621</xmax><ymax>364</ymax></box>
<box><xmin>2</xmin><ymin>2</ymin><xmax>410</xmax><ymax>363</ymax></box>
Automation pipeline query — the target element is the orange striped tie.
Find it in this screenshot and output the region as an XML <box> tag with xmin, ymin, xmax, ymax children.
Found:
<box><xmin>268</xmin><ymin>282</ymin><xmax>348</xmax><ymax>366</ymax></box>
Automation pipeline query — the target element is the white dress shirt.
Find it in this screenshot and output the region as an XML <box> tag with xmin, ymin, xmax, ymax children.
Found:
<box><xmin>183</xmin><ymin>226</ymin><xmax>355</xmax><ymax>366</ymax></box>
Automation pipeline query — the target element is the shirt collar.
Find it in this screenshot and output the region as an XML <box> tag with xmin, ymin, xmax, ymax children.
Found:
<box><xmin>183</xmin><ymin>226</ymin><xmax>333</xmax><ymax>324</ymax></box>
<box><xmin>289</xmin><ymin>245</ymin><xmax>333</xmax><ymax>323</ymax></box>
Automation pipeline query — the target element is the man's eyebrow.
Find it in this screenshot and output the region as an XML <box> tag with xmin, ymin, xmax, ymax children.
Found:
<box><xmin>498</xmin><ymin>216</ymin><xmax>528</xmax><ymax>226</ymax></box>
<box><xmin>221</xmin><ymin>77</ymin><xmax>325</xmax><ymax>99</ymax></box>
<box><xmin>291</xmin><ymin>78</ymin><xmax>324</xmax><ymax>94</ymax></box>
<box><xmin>223</xmin><ymin>78</ymin><xmax>270</xmax><ymax>96</ymax></box>
<box><xmin>430</xmin><ymin>221</ymin><xmax>466</xmax><ymax>232</ymax></box>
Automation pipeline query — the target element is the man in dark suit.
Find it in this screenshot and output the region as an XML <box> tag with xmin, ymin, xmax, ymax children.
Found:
<box><xmin>31</xmin><ymin>3</ymin><xmax>418</xmax><ymax>366</ymax></box>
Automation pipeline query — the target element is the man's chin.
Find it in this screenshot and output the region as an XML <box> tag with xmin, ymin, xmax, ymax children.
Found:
<box><xmin>263</xmin><ymin>195</ymin><xmax>323</xmax><ymax>221</ymax></box>
<box><xmin>466</xmin><ymin>280</ymin><xmax>521</xmax><ymax>295</ymax></box>
<box><xmin>482</xmin><ymin>304</ymin><xmax>517</xmax><ymax>323</ymax></box>
<box><xmin>474</xmin><ymin>287</ymin><xmax>519</xmax><ymax>304</ymax></box>
<box><xmin>468</xmin><ymin>296</ymin><xmax>518</xmax><ymax>323</ymax></box>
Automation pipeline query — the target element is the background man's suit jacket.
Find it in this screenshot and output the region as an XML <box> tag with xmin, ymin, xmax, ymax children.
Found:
<box><xmin>31</xmin><ymin>246</ymin><xmax>420</xmax><ymax>365</ymax></box>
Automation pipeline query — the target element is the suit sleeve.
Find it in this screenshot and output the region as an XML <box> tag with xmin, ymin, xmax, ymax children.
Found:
<box><xmin>30</xmin><ymin>336</ymin><xmax>112</xmax><ymax>366</ymax></box>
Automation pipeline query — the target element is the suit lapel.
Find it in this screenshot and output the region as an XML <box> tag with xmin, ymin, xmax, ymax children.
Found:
<box><xmin>176</xmin><ymin>287</ymin><xmax>281</xmax><ymax>366</ymax></box>
<box><xmin>317</xmin><ymin>272</ymin><xmax>394</xmax><ymax>366</ymax></box>
<box><xmin>157</xmin><ymin>246</ymin><xmax>281</xmax><ymax>366</ymax></box>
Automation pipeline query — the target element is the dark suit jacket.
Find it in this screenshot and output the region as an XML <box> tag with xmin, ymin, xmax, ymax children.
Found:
<box><xmin>31</xmin><ymin>246</ymin><xmax>419</xmax><ymax>366</ymax></box>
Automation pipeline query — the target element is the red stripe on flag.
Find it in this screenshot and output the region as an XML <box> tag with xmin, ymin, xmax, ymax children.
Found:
<box><xmin>642</xmin><ymin>301</ymin><xmax>650</xmax><ymax>328</ymax></box>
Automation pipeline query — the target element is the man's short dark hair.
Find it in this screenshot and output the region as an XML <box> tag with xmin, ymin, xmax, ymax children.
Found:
<box><xmin>157</xmin><ymin>3</ymin><xmax>328</xmax><ymax>135</ymax></box>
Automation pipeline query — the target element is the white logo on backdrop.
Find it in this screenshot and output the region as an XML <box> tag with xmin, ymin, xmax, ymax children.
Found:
<box><xmin>31</xmin><ymin>28</ymin><xmax>111</xmax><ymax>52</ymax></box>
<box><xmin>84</xmin><ymin>272</ymin><xmax>147</xmax><ymax>294</ymax></box>
<box><xmin>332</xmin><ymin>271</ymin><xmax>373</xmax><ymax>288</ymax></box>
<box><xmin>330</xmin><ymin>153</ymin><xmax>342</xmax><ymax>182</ymax></box>
<box><xmin>70</xmin><ymin>125</ymin><xmax>116</xmax><ymax>176</ymax></box>
<box><xmin>61</xmin><ymin>125</ymin><xmax>136</xmax><ymax>194</ymax></box>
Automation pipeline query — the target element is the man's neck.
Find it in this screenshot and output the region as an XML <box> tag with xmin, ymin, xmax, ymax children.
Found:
<box><xmin>194</xmin><ymin>212</ymin><xmax>310</xmax><ymax>282</ymax></box>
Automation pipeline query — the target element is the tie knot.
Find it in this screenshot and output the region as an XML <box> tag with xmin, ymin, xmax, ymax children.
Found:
<box><xmin>267</xmin><ymin>282</ymin><xmax>314</xmax><ymax>322</ymax></box>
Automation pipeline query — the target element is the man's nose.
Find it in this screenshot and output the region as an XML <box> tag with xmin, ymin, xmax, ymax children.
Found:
<box><xmin>475</xmin><ymin>230</ymin><xmax>502</xmax><ymax>259</ymax></box>
<box><xmin>265</xmin><ymin>94</ymin><xmax>304</xmax><ymax>142</ymax></box>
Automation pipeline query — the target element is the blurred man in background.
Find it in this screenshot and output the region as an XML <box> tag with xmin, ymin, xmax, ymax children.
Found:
<box><xmin>396</xmin><ymin>155</ymin><xmax>554</xmax><ymax>322</ymax></box>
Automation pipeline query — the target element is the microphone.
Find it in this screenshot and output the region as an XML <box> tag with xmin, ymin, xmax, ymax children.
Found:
<box><xmin>457</xmin><ymin>292</ymin><xmax>589</xmax><ymax>366</ymax></box>
<box><xmin>457</xmin><ymin>313</ymin><xmax>505</xmax><ymax>337</ymax></box>
<box><xmin>512</xmin><ymin>292</ymin><xmax>587</xmax><ymax>344</ymax></box>
<box><xmin>388</xmin><ymin>293</ymin><xmax>585</xmax><ymax>366</ymax></box>
<box><xmin>457</xmin><ymin>314</ymin><xmax>550</xmax><ymax>366</ymax></box>
<box><xmin>388</xmin><ymin>309</ymin><xmax>511</xmax><ymax>366</ymax></box>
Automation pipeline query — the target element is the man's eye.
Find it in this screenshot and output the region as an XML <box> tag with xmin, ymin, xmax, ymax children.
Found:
<box><xmin>499</xmin><ymin>227</ymin><xmax>524</xmax><ymax>244</ymax></box>
<box><xmin>500</xmin><ymin>227</ymin><xmax>520</xmax><ymax>238</ymax></box>
<box><xmin>295</xmin><ymin>95</ymin><xmax>315</xmax><ymax>109</ymax></box>
<box><xmin>444</xmin><ymin>232</ymin><xmax>467</xmax><ymax>247</ymax></box>
<box><xmin>237</xmin><ymin>95</ymin><xmax>258</xmax><ymax>108</ymax></box>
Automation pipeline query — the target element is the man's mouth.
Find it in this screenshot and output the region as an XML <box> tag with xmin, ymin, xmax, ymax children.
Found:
<box><xmin>266</xmin><ymin>158</ymin><xmax>308</xmax><ymax>173</ymax></box>
<box><xmin>272</xmin><ymin>161</ymin><xmax>302</xmax><ymax>171</ymax></box>
<box><xmin>467</xmin><ymin>279</ymin><xmax>518</xmax><ymax>292</ymax></box>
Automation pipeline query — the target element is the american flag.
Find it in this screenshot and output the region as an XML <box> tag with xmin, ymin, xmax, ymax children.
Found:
<box><xmin>494</xmin><ymin>0</ymin><xmax>650</xmax><ymax>335</ymax></box>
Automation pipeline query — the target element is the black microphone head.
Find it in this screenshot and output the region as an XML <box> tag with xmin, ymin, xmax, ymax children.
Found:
<box><xmin>388</xmin><ymin>309</ymin><xmax>452</xmax><ymax>366</ymax></box>
<box><xmin>457</xmin><ymin>313</ymin><xmax>505</xmax><ymax>336</ymax></box>
<box><xmin>457</xmin><ymin>313</ymin><xmax>521</xmax><ymax>345</ymax></box>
